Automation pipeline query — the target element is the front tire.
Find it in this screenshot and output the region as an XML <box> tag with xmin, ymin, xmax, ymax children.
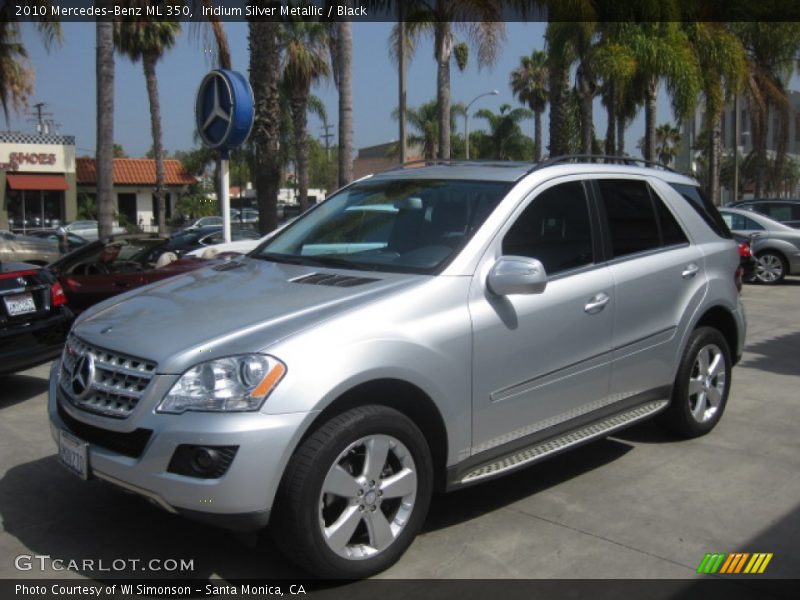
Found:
<box><xmin>661</xmin><ymin>327</ymin><xmax>732</xmax><ymax>438</ymax></box>
<box><xmin>271</xmin><ymin>405</ymin><xmax>433</xmax><ymax>578</ymax></box>
<box><xmin>755</xmin><ymin>251</ymin><xmax>787</xmax><ymax>284</ymax></box>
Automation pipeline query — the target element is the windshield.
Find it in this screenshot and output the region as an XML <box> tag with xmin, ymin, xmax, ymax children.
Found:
<box><xmin>253</xmin><ymin>178</ymin><xmax>511</xmax><ymax>273</ymax></box>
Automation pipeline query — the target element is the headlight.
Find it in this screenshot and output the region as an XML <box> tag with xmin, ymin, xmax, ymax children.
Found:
<box><xmin>157</xmin><ymin>355</ymin><xmax>286</xmax><ymax>414</ymax></box>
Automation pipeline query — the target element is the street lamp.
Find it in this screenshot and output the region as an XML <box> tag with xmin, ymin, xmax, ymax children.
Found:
<box><xmin>464</xmin><ymin>89</ymin><xmax>499</xmax><ymax>160</ymax></box>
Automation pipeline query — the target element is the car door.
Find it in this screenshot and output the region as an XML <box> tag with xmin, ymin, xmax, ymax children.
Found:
<box><xmin>469</xmin><ymin>179</ymin><xmax>614</xmax><ymax>455</ymax></box>
<box><xmin>594</xmin><ymin>178</ymin><xmax>707</xmax><ymax>404</ymax></box>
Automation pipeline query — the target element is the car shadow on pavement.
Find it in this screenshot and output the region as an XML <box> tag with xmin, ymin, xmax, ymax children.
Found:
<box><xmin>737</xmin><ymin>330</ymin><xmax>800</xmax><ymax>377</ymax></box>
<box><xmin>1</xmin><ymin>440</ymin><xmax>634</xmax><ymax>583</ymax></box>
<box><xmin>423</xmin><ymin>437</ymin><xmax>634</xmax><ymax>533</ymax></box>
<box><xmin>0</xmin><ymin>374</ymin><xmax>50</xmax><ymax>410</ymax></box>
<box><xmin>0</xmin><ymin>455</ymin><xmax>306</xmax><ymax>581</ymax></box>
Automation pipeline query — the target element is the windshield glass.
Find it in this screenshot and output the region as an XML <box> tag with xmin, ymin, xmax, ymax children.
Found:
<box><xmin>253</xmin><ymin>178</ymin><xmax>511</xmax><ymax>273</ymax></box>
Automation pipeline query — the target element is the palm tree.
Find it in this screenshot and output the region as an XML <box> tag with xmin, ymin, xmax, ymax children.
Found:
<box><xmin>394</xmin><ymin>100</ymin><xmax>465</xmax><ymax>160</ymax></box>
<box><xmin>473</xmin><ymin>104</ymin><xmax>533</xmax><ymax>160</ymax></box>
<box><xmin>398</xmin><ymin>2</ymin><xmax>504</xmax><ymax>160</ymax></box>
<box><xmin>280</xmin><ymin>21</ymin><xmax>330</xmax><ymax>212</ymax></box>
<box><xmin>732</xmin><ymin>22</ymin><xmax>800</xmax><ymax>197</ymax></box>
<box><xmin>510</xmin><ymin>50</ymin><xmax>548</xmax><ymax>161</ymax></box>
<box><xmin>685</xmin><ymin>22</ymin><xmax>746</xmax><ymax>204</ymax></box>
<box><xmin>249</xmin><ymin>20</ymin><xmax>282</xmax><ymax>235</ymax></box>
<box><xmin>333</xmin><ymin>21</ymin><xmax>353</xmax><ymax>187</ymax></box>
<box><xmin>0</xmin><ymin>1</ymin><xmax>61</xmax><ymax>125</ymax></box>
<box><xmin>114</xmin><ymin>21</ymin><xmax>181</xmax><ymax>234</ymax></box>
<box><xmin>654</xmin><ymin>123</ymin><xmax>682</xmax><ymax>167</ymax></box>
<box><xmin>96</xmin><ymin>16</ymin><xmax>115</xmax><ymax>239</ymax></box>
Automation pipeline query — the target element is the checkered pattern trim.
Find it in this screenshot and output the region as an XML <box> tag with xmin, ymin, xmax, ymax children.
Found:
<box><xmin>0</xmin><ymin>132</ymin><xmax>75</xmax><ymax>145</ymax></box>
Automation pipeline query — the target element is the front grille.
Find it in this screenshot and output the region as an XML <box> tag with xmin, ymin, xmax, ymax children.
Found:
<box><xmin>57</xmin><ymin>400</ymin><xmax>152</xmax><ymax>458</ymax></box>
<box><xmin>59</xmin><ymin>334</ymin><xmax>157</xmax><ymax>419</ymax></box>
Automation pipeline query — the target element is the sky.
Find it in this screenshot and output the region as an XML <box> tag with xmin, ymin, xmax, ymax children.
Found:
<box><xmin>12</xmin><ymin>20</ymin><xmax>680</xmax><ymax>160</ymax></box>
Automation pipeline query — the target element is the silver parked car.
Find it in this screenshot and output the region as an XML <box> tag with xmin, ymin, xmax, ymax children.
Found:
<box><xmin>49</xmin><ymin>159</ymin><xmax>746</xmax><ymax>577</ymax></box>
<box><xmin>0</xmin><ymin>230</ymin><xmax>60</xmax><ymax>265</ymax></box>
<box><xmin>720</xmin><ymin>207</ymin><xmax>800</xmax><ymax>284</ymax></box>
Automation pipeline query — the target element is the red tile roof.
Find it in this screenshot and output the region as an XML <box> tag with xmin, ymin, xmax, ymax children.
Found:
<box><xmin>76</xmin><ymin>158</ymin><xmax>196</xmax><ymax>186</ymax></box>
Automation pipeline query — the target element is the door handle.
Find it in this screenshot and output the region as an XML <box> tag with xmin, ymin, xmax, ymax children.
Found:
<box><xmin>584</xmin><ymin>292</ymin><xmax>610</xmax><ymax>314</ymax></box>
<box><xmin>682</xmin><ymin>263</ymin><xmax>700</xmax><ymax>279</ymax></box>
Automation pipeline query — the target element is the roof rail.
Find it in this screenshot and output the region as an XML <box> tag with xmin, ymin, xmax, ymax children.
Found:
<box><xmin>383</xmin><ymin>158</ymin><xmax>532</xmax><ymax>172</ymax></box>
<box><xmin>531</xmin><ymin>155</ymin><xmax>677</xmax><ymax>173</ymax></box>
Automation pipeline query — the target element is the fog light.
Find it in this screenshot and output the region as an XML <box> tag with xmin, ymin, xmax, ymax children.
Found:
<box><xmin>167</xmin><ymin>445</ymin><xmax>238</xmax><ymax>479</ymax></box>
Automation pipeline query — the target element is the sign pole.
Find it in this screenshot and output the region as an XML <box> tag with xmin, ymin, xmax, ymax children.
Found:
<box><xmin>220</xmin><ymin>150</ymin><xmax>231</xmax><ymax>243</ymax></box>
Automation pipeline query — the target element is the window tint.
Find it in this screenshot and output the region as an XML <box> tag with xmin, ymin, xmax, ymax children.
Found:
<box><xmin>598</xmin><ymin>179</ymin><xmax>661</xmax><ymax>257</ymax></box>
<box><xmin>668</xmin><ymin>183</ymin><xmax>732</xmax><ymax>239</ymax></box>
<box><xmin>653</xmin><ymin>194</ymin><xmax>689</xmax><ymax>246</ymax></box>
<box><xmin>502</xmin><ymin>181</ymin><xmax>593</xmax><ymax>274</ymax></box>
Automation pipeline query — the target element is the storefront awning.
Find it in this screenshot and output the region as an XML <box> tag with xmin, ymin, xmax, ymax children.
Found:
<box><xmin>6</xmin><ymin>174</ymin><xmax>69</xmax><ymax>191</ymax></box>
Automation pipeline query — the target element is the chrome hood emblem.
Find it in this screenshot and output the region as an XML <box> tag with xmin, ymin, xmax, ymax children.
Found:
<box><xmin>70</xmin><ymin>353</ymin><xmax>95</xmax><ymax>399</ymax></box>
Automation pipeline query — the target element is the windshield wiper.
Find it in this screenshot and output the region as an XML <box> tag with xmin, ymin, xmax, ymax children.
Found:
<box><xmin>254</xmin><ymin>252</ymin><xmax>310</xmax><ymax>265</ymax></box>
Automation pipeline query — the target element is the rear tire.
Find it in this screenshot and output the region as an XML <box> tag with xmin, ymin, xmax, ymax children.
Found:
<box><xmin>271</xmin><ymin>405</ymin><xmax>433</xmax><ymax>578</ymax></box>
<box><xmin>660</xmin><ymin>327</ymin><xmax>732</xmax><ymax>438</ymax></box>
<box><xmin>755</xmin><ymin>251</ymin><xmax>787</xmax><ymax>284</ymax></box>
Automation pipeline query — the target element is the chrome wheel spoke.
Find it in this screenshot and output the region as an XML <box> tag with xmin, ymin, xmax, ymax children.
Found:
<box><xmin>691</xmin><ymin>392</ymin><xmax>708</xmax><ymax>420</ymax></box>
<box><xmin>363</xmin><ymin>436</ymin><xmax>390</xmax><ymax>482</ymax></box>
<box><xmin>688</xmin><ymin>378</ymin><xmax>704</xmax><ymax>396</ymax></box>
<box><xmin>365</xmin><ymin>508</ymin><xmax>395</xmax><ymax>551</ymax></box>
<box><xmin>708</xmin><ymin>353</ymin><xmax>723</xmax><ymax>378</ymax></box>
<box><xmin>322</xmin><ymin>464</ymin><xmax>360</xmax><ymax>499</ymax></box>
<box><xmin>696</xmin><ymin>350</ymin><xmax>710</xmax><ymax>376</ymax></box>
<box><xmin>324</xmin><ymin>505</ymin><xmax>363</xmax><ymax>552</ymax></box>
<box><xmin>380</xmin><ymin>468</ymin><xmax>416</xmax><ymax>499</ymax></box>
<box><xmin>707</xmin><ymin>386</ymin><xmax>723</xmax><ymax>408</ymax></box>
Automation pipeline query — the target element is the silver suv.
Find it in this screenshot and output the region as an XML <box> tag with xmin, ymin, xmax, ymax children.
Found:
<box><xmin>49</xmin><ymin>159</ymin><xmax>746</xmax><ymax>577</ymax></box>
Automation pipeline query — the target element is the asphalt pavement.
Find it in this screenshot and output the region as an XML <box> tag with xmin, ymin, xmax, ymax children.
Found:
<box><xmin>0</xmin><ymin>279</ymin><xmax>798</xmax><ymax>586</ymax></box>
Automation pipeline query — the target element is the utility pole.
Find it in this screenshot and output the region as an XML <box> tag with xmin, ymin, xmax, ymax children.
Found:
<box><xmin>320</xmin><ymin>122</ymin><xmax>334</xmax><ymax>160</ymax></box>
<box><xmin>27</xmin><ymin>102</ymin><xmax>54</xmax><ymax>134</ymax></box>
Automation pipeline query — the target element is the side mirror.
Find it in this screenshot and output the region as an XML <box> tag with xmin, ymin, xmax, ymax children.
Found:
<box><xmin>487</xmin><ymin>256</ymin><xmax>548</xmax><ymax>296</ymax></box>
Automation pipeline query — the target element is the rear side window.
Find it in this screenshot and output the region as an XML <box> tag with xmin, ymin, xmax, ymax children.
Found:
<box><xmin>668</xmin><ymin>183</ymin><xmax>732</xmax><ymax>239</ymax></box>
<box><xmin>597</xmin><ymin>179</ymin><xmax>689</xmax><ymax>258</ymax></box>
<box><xmin>721</xmin><ymin>212</ymin><xmax>765</xmax><ymax>231</ymax></box>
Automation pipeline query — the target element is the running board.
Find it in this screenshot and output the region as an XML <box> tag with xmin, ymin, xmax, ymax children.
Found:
<box><xmin>460</xmin><ymin>400</ymin><xmax>668</xmax><ymax>485</ymax></box>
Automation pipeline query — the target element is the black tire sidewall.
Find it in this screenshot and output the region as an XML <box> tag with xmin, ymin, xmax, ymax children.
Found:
<box><xmin>275</xmin><ymin>406</ymin><xmax>433</xmax><ymax>578</ymax></box>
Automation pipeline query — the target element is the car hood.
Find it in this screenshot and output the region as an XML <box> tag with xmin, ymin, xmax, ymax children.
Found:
<box><xmin>72</xmin><ymin>257</ymin><xmax>425</xmax><ymax>373</ymax></box>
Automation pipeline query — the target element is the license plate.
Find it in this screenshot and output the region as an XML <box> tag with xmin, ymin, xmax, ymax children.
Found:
<box><xmin>3</xmin><ymin>292</ymin><xmax>36</xmax><ymax>316</ymax></box>
<box><xmin>59</xmin><ymin>430</ymin><xmax>90</xmax><ymax>480</ymax></box>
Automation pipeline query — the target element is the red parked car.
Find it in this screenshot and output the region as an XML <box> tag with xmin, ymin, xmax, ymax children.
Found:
<box><xmin>47</xmin><ymin>234</ymin><xmax>238</xmax><ymax>313</ymax></box>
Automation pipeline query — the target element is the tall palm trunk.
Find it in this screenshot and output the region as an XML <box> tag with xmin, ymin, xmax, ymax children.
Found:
<box><xmin>249</xmin><ymin>22</ymin><xmax>281</xmax><ymax>235</ymax></box>
<box><xmin>291</xmin><ymin>94</ymin><xmax>310</xmax><ymax>212</ymax></box>
<box><xmin>548</xmin><ymin>62</ymin><xmax>570</xmax><ymax>157</ymax></box>
<box><xmin>434</xmin><ymin>21</ymin><xmax>451</xmax><ymax>160</ymax></box>
<box><xmin>605</xmin><ymin>83</ymin><xmax>616</xmax><ymax>157</ymax></box>
<box><xmin>617</xmin><ymin>116</ymin><xmax>626</xmax><ymax>155</ymax></box>
<box><xmin>577</xmin><ymin>66</ymin><xmax>593</xmax><ymax>155</ymax></box>
<box><xmin>533</xmin><ymin>110</ymin><xmax>542</xmax><ymax>161</ymax></box>
<box><xmin>96</xmin><ymin>19</ymin><xmax>114</xmax><ymax>239</ymax></box>
<box><xmin>398</xmin><ymin>8</ymin><xmax>407</xmax><ymax>164</ymax></box>
<box><xmin>708</xmin><ymin>113</ymin><xmax>722</xmax><ymax>205</ymax></box>
<box><xmin>644</xmin><ymin>77</ymin><xmax>658</xmax><ymax>161</ymax></box>
<box><xmin>337</xmin><ymin>21</ymin><xmax>353</xmax><ymax>187</ymax></box>
<box><xmin>142</xmin><ymin>52</ymin><xmax>166</xmax><ymax>233</ymax></box>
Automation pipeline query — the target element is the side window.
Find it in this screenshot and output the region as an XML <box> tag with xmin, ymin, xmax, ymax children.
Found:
<box><xmin>653</xmin><ymin>193</ymin><xmax>689</xmax><ymax>246</ymax></box>
<box><xmin>767</xmin><ymin>203</ymin><xmax>792</xmax><ymax>222</ymax></box>
<box><xmin>502</xmin><ymin>181</ymin><xmax>594</xmax><ymax>275</ymax></box>
<box><xmin>597</xmin><ymin>179</ymin><xmax>660</xmax><ymax>257</ymax></box>
<box><xmin>722</xmin><ymin>213</ymin><xmax>765</xmax><ymax>231</ymax></box>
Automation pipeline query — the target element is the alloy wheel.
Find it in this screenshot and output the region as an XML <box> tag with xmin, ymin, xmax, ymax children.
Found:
<box><xmin>687</xmin><ymin>343</ymin><xmax>727</xmax><ymax>423</ymax></box>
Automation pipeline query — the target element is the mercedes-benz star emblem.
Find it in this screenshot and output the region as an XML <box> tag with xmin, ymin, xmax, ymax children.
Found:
<box><xmin>71</xmin><ymin>353</ymin><xmax>95</xmax><ymax>399</ymax></box>
<box><xmin>202</xmin><ymin>75</ymin><xmax>232</xmax><ymax>135</ymax></box>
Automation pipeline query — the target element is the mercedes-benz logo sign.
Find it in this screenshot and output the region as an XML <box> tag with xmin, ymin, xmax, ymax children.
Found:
<box><xmin>196</xmin><ymin>71</ymin><xmax>234</xmax><ymax>149</ymax></box>
<box><xmin>71</xmin><ymin>353</ymin><xmax>95</xmax><ymax>399</ymax></box>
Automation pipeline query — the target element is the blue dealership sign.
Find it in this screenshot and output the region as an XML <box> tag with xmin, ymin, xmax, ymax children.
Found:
<box><xmin>195</xmin><ymin>69</ymin><xmax>254</xmax><ymax>153</ymax></box>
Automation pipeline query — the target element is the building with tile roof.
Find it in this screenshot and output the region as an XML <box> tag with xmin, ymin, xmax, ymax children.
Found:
<box><xmin>75</xmin><ymin>158</ymin><xmax>197</xmax><ymax>229</ymax></box>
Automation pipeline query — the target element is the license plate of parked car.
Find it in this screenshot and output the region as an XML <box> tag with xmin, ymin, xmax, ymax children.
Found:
<box><xmin>3</xmin><ymin>293</ymin><xmax>36</xmax><ymax>316</ymax></box>
<box><xmin>59</xmin><ymin>430</ymin><xmax>89</xmax><ymax>480</ymax></box>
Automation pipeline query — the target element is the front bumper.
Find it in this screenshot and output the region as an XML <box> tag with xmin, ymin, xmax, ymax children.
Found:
<box><xmin>48</xmin><ymin>360</ymin><xmax>316</xmax><ymax>531</ymax></box>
